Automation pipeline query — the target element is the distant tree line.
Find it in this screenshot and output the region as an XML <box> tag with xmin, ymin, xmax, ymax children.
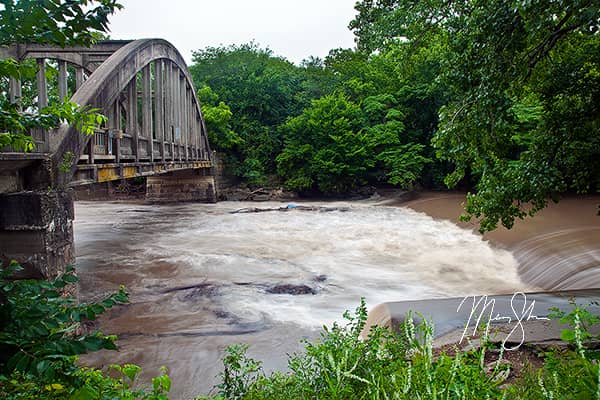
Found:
<box><xmin>189</xmin><ymin>42</ymin><xmax>443</xmax><ymax>194</ymax></box>
<box><xmin>192</xmin><ymin>0</ymin><xmax>599</xmax><ymax>232</ymax></box>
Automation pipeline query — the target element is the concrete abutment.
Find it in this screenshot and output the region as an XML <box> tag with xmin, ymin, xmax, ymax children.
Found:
<box><xmin>0</xmin><ymin>190</ymin><xmax>75</xmax><ymax>279</ymax></box>
<box><xmin>146</xmin><ymin>168</ymin><xmax>217</xmax><ymax>203</ymax></box>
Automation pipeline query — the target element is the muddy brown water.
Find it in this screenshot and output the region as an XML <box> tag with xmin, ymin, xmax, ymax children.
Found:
<box><xmin>75</xmin><ymin>193</ymin><xmax>599</xmax><ymax>399</ymax></box>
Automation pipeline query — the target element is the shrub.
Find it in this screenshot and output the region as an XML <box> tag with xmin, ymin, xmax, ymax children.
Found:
<box><xmin>0</xmin><ymin>262</ymin><xmax>171</xmax><ymax>399</ymax></box>
<box><xmin>203</xmin><ymin>299</ymin><xmax>600</xmax><ymax>400</ymax></box>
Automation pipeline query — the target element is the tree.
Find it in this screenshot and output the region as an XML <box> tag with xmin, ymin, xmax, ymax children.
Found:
<box><xmin>277</xmin><ymin>93</ymin><xmax>370</xmax><ymax>193</ymax></box>
<box><xmin>361</xmin><ymin>93</ymin><xmax>431</xmax><ymax>188</ymax></box>
<box><xmin>277</xmin><ymin>93</ymin><xmax>429</xmax><ymax>194</ymax></box>
<box><xmin>323</xmin><ymin>43</ymin><xmax>448</xmax><ymax>189</ymax></box>
<box><xmin>351</xmin><ymin>0</ymin><xmax>600</xmax><ymax>231</ymax></box>
<box><xmin>189</xmin><ymin>43</ymin><xmax>310</xmax><ymax>183</ymax></box>
<box><xmin>189</xmin><ymin>42</ymin><xmax>357</xmax><ymax>184</ymax></box>
<box><xmin>197</xmin><ymin>85</ymin><xmax>243</xmax><ymax>152</ymax></box>
<box><xmin>0</xmin><ymin>0</ymin><xmax>122</xmax><ymax>152</ymax></box>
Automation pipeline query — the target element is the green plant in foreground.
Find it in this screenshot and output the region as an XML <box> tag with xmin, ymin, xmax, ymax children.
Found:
<box><xmin>549</xmin><ymin>300</ymin><xmax>600</xmax><ymax>358</ymax></box>
<box><xmin>203</xmin><ymin>300</ymin><xmax>600</xmax><ymax>400</ymax></box>
<box><xmin>509</xmin><ymin>300</ymin><xmax>600</xmax><ymax>399</ymax></box>
<box><xmin>203</xmin><ymin>300</ymin><xmax>508</xmax><ymax>400</ymax></box>
<box><xmin>216</xmin><ymin>344</ymin><xmax>262</xmax><ymax>400</ymax></box>
<box><xmin>0</xmin><ymin>364</ymin><xmax>171</xmax><ymax>400</ymax></box>
<box><xmin>0</xmin><ymin>262</ymin><xmax>171</xmax><ymax>399</ymax></box>
<box><xmin>0</xmin><ymin>263</ymin><xmax>126</xmax><ymax>379</ymax></box>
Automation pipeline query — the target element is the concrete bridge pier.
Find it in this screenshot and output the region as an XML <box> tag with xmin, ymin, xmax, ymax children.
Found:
<box><xmin>146</xmin><ymin>168</ymin><xmax>217</xmax><ymax>203</ymax></box>
<box><xmin>0</xmin><ymin>190</ymin><xmax>75</xmax><ymax>279</ymax></box>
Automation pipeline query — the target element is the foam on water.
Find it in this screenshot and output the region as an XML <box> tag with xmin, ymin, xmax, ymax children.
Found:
<box><xmin>77</xmin><ymin>201</ymin><xmax>525</xmax><ymax>327</ymax></box>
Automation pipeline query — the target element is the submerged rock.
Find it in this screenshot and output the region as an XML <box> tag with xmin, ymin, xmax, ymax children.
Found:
<box><xmin>231</xmin><ymin>205</ymin><xmax>350</xmax><ymax>214</ymax></box>
<box><xmin>266</xmin><ymin>284</ymin><xmax>316</xmax><ymax>295</ymax></box>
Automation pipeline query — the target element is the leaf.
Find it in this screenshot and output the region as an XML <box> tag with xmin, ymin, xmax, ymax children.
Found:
<box><xmin>122</xmin><ymin>364</ymin><xmax>141</xmax><ymax>381</ymax></box>
<box><xmin>101</xmin><ymin>298</ymin><xmax>116</xmax><ymax>308</ymax></box>
<box><xmin>83</xmin><ymin>337</ymin><xmax>106</xmax><ymax>352</ymax></box>
<box><xmin>62</xmin><ymin>273</ymin><xmax>79</xmax><ymax>283</ymax></box>
<box><xmin>70</xmin><ymin>384</ymin><xmax>99</xmax><ymax>400</ymax></box>
<box><xmin>113</xmin><ymin>293</ymin><xmax>128</xmax><ymax>303</ymax></box>
<box><xmin>10</xmin><ymin>352</ymin><xmax>32</xmax><ymax>373</ymax></box>
<box><xmin>90</xmin><ymin>304</ymin><xmax>105</xmax><ymax>315</ymax></box>
<box><xmin>561</xmin><ymin>329</ymin><xmax>576</xmax><ymax>342</ymax></box>
<box><xmin>36</xmin><ymin>360</ymin><xmax>52</xmax><ymax>375</ymax></box>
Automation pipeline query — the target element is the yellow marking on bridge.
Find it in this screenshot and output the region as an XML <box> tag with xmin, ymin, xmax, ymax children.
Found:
<box><xmin>194</xmin><ymin>161</ymin><xmax>212</xmax><ymax>168</ymax></box>
<box><xmin>123</xmin><ymin>166</ymin><xmax>137</xmax><ymax>178</ymax></box>
<box><xmin>97</xmin><ymin>167</ymin><xmax>119</xmax><ymax>182</ymax></box>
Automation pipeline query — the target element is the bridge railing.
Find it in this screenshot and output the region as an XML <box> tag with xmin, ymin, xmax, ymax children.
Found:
<box><xmin>79</xmin><ymin>129</ymin><xmax>210</xmax><ymax>165</ymax></box>
<box><xmin>0</xmin><ymin>43</ymin><xmax>130</xmax><ymax>155</ymax></box>
<box><xmin>0</xmin><ymin>41</ymin><xmax>210</xmax><ymax>164</ymax></box>
<box><xmin>2</xmin><ymin>39</ymin><xmax>214</xmax><ymax>189</ymax></box>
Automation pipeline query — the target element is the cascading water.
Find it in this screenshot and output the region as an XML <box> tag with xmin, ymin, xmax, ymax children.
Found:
<box><xmin>514</xmin><ymin>227</ymin><xmax>600</xmax><ymax>289</ymax></box>
<box><xmin>75</xmin><ymin>199</ymin><xmax>527</xmax><ymax>399</ymax></box>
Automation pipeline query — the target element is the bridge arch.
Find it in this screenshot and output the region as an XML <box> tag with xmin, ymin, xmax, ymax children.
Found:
<box><xmin>52</xmin><ymin>38</ymin><xmax>212</xmax><ymax>187</ymax></box>
<box><xmin>0</xmin><ymin>41</ymin><xmax>134</xmax><ymax>111</ymax></box>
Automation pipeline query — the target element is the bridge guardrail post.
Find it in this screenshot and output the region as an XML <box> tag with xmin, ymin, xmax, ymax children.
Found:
<box><xmin>87</xmin><ymin>133</ymin><xmax>94</xmax><ymax>164</ymax></box>
<box><xmin>115</xmin><ymin>130</ymin><xmax>122</xmax><ymax>163</ymax></box>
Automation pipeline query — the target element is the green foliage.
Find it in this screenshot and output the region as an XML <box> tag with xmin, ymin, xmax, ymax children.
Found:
<box><xmin>190</xmin><ymin>42</ymin><xmax>308</xmax><ymax>128</ymax></box>
<box><xmin>0</xmin><ymin>0</ymin><xmax>119</xmax><ymax>152</ymax></box>
<box><xmin>197</xmin><ymin>85</ymin><xmax>244</xmax><ymax>151</ymax></box>
<box><xmin>352</xmin><ymin>0</ymin><xmax>600</xmax><ymax>231</ymax></box>
<box><xmin>59</xmin><ymin>151</ymin><xmax>76</xmax><ymax>173</ymax></box>
<box><xmin>189</xmin><ymin>32</ymin><xmax>450</xmax><ymax>192</ymax></box>
<box><xmin>217</xmin><ymin>345</ymin><xmax>262</xmax><ymax>400</ymax></box>
<box><xmin>201</xmin><ymin>300</ymin><xmax>511</xmax><ymax>399</ymax></box>
<box><xmin>509</xmin><ymin>302</ymin><xmax>600</xmax><ymax>399</ymax></box>
<box><xmin>276</xmin><ymin>93</ymin><xmax>368</xmax><ymax>193</ymax></box>
<box><xmin>0</xmin><ymin>0</ymin><xmax>123</xmax><ymax>47</ymax></box>
<box><xmin>510</xmin><ymin>350</ymin><xmax>600</xmax><ymax>399</ymax></box>
<box><xmin>0</xmin><ymin>364</ymin><xmax>171</xmax><ymax>400</ymax></box>
<box><xmin>549</xmin><ymin>301</ymin><xmax>600</xmax><ymax>358</ymax></box>
<box><xmin>277</xmin><ymin>93</ymin><xmax>429</xmax><ymax>194</ymax></box>
<box><xmin>0</xmin><ymin>263</ymin><xmax>127</xmax><ymax>380</ymax></box>
<box><xmin>0</xmin><ymin>98</ymin><xmax>106</xmax><ymax>152</ymax></box>
<box><xmin>190</xmin><ymin>42</ymin><xmax>311</xmax><ymax>183</ymax></box>
<box><xmin>198</xmin><ymin>301</ymin><xmax>600</xmax><ymax>400</ymax></box>
<box><xmin>0</xmin><ymin>263</ymin><xmax>171</xmax><ymax>399</ymax></box>
<box><xmin>377</xmin><ymin>143</ymin><xmax>431</xmax><ymax>187</ymax></box>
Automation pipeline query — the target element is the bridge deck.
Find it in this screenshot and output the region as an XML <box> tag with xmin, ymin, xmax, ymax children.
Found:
<box><xmin>73</xmin><ymin>160</ymin><xmax>212</xmax><ymax>186</ymax></box>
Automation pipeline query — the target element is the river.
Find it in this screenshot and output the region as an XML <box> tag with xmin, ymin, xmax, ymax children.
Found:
<box><xmin>75</xmin><ymin>194</ymin><xmax>599</xmax><ymax>399</ymax></box>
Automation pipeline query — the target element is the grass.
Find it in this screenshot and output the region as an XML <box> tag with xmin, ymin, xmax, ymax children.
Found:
<box><xmin>197</xmin><ymin>299</ymin><xmax>600</xmax><ymax>400</ymax></box>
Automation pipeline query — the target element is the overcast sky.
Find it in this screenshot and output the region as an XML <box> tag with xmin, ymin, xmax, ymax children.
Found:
<box><xmin>107</xmin><ymin>0</ymin><xmax>359</xmax><ymax>64</ymax></box>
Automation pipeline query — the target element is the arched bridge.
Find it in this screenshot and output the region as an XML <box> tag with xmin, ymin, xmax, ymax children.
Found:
<box><xmin>0</xmin><ymin>39</ymin><xmax>217</xmax><ymax>278</ymax></box>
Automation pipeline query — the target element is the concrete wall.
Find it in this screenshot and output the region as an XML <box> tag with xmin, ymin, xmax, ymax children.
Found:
<box><xmin>0</xmin><ymin>190</ymin><xmax>75</xmax><ymax>279</ymax></box>
<box><xmin>146</xmin><ymin>168</ymin><xmax>216</xmax><ymax>203</ymax></box>
<box><xmin>212</xmin><ymin>151</ymin><xmax>239</xmax><ymax>197</ymax></box>
<box><xmin>73</xmin><ymin>179</ymin><xmax>146</xmax><ymax>201</ymax></box>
